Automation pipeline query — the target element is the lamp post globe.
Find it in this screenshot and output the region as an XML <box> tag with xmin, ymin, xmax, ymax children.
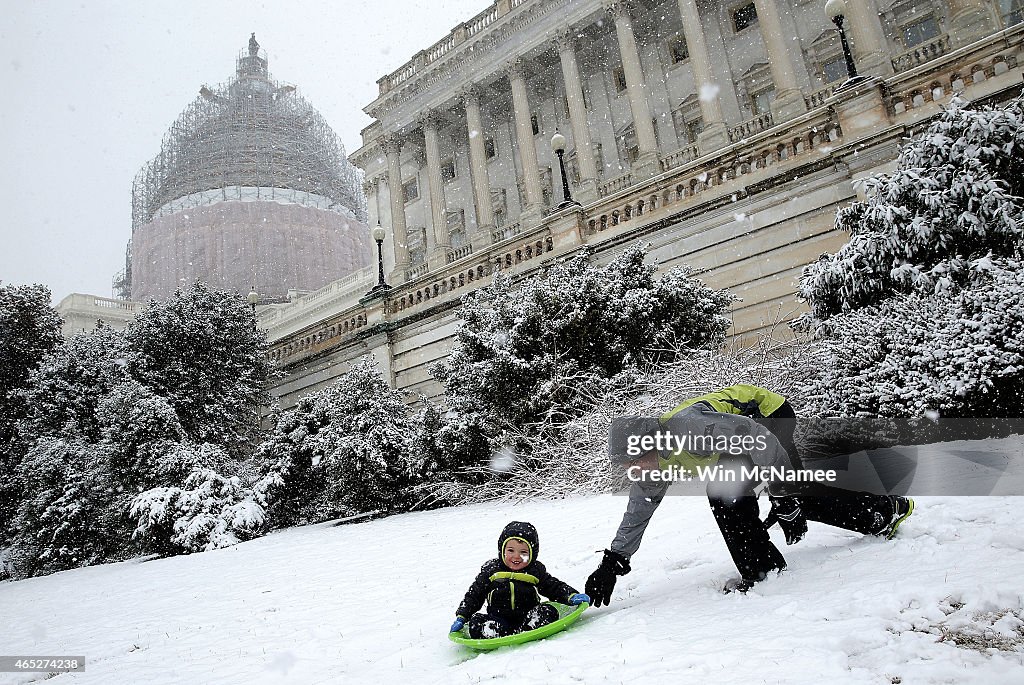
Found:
<box><xmin>246</xmin><ymin>287</ymin><xmax>259</xmax><ymax>316</ymax></box>
<box><xmin>824</xmin><ymin>0</ymin><xmax>846</xmax><ymax>20</ymax></box>
<box><xmin>550</xmin><ymin>131</ymin><xmax>566</xmax><ymax>154</ymax></box>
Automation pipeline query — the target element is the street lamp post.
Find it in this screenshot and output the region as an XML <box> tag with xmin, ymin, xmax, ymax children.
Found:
<box><xmin>825</xmin><ymin>0</ymin><xmax>868</xmax><ymax>89</ymax></box>
<box><xmin>247</xmin><ymin>287</ymin><xmax>259</xmax><ymax>315</ymax></box>
<box><xmin>366</xmin><ymin>222</ymin><xmax>391</xmax><ymax>297</ymax></box>
<box><xmin>550</xmin><ymin>131</ymin><xmax>581</xmax><ymax>210</ymax></box>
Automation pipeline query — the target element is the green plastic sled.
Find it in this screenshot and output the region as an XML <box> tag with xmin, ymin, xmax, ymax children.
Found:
<box><xmin>448</xmin><ymin>602</ymin><xmax>589</xmax><ymax>650</ymax></box>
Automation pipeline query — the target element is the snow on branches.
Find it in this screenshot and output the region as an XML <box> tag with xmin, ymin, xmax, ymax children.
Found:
<box><xmin>800</xmin><ymin>93</ymin><xmax>1024</xmax><ymax>321</ymax></box>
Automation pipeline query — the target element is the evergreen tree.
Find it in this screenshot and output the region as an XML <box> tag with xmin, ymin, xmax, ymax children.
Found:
<box><xmin>124</xmin><ymin>283</ymin><xmax>272</xmax><ymax>453</ymax></box>
<box><xmin>255</xmin><ymin>356</ymin><xmax>417</xmax><ymax>526</ymax></box>
<box><xmin>0</xmin><ymin>283</ymin><xmax>63</xmax><ymax>536</ymax></box>
<box><xmin>798</xmin><ymin>93</ymin><xmax>1024</xmax><ymax>416</ymax></box>
<box><xmin>6</xmin><ymin>438</ymin><xmax>127</xmax><ymax>578</ymax></box>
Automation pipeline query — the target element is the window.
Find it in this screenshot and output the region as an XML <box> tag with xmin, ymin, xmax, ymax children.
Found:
<box><xmin>484</xmin><ymin>136</ymin><xmax>497</xmax><ymax>159</ymax></box>
<box><xmin>402</xmin><ymin>178</ymin><xmax>419</xmax><ymax>203</ymax></box>
<box><xmin>668</xmin><ymin>35</ymin><xmax>689</xmax><ymax>64</ymax></box>
<box><xmin>612</xmin><ymin>66</ymin><xmax>628</xmax><ymax>93</ymax></box>
<box><xmin>733</xmin><ymin>2</ymin><xmax>758</xmax><ymax>32</ymax></box>
<box><xmin>408</xmin><ymin>227</ymin><xmax>427</xmax><ymax>264</ymax></box>
<box><xmin>751</xmin><ymin>88</ymin><xmax>776</xmax><ymax>115</ymax></box>
<box><xmin>447</xmin><ymin>210</ymin><xmax>465</xmax><ymax>246</ymax></box>
<box><xmin>620</xmin><ymin>127</ymin><xmax>640</xmax><ymax>164</ymax></box>
<box><xmin>686</xmin><ymin>118</ymin><xmax>705</xmax><ymax>144</ymax></box>
<box><xmin>823</xmin><ymin>56</ymin><xmax>848</xmax><ymax>83</ymax></box>
<box><xmin>901</xmin><ymin>16</ymin><xmax>939</xmax><ymax>47</ymax></box>
<box><xmin>530</xmin><ymin>112</ymin><xmax>541</xmax><ymax>136</ymax></box>
<box><xmin>440</xmin><ymin>158</ymin><xmax>456</xmax><ymax>183</ymax></box>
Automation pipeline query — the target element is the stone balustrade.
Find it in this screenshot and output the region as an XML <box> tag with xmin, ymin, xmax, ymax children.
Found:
<box><xmin>660</xmin><ymin>144</ymin><xmax>700</xmax><ymax>173</ymax></box>
<box><xmin>892</xmin><ymin>33</ymin><xmax>953</xmax><ymax>74</ymax></box>
<box><xmin>728</xmin><ymin>112</ymin><xmax>775</xmax><ymax>142</ymax></box>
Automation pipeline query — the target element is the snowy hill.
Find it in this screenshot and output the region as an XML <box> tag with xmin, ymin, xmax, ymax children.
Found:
<box><xmin>3</xmin><ymin>493</ymin><xmax>1024</xmax><ymax>683</ymax></box>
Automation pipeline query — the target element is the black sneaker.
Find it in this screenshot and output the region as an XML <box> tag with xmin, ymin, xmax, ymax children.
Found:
<box><xmin>880</xmin><ymin>496</ymin><xmax>914</xmax><ymax>539</ymax></box>
<box><xmin>723</xmin><ymin>577</ymin><xmax>756</xmax><ymax>594</ymax></box>
<box><xmin>723</xmin><ymin>566</ymin><xmax>785</xmax><ymax>594</ymax></box>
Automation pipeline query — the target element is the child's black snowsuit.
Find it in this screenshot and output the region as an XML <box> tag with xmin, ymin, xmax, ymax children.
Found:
<box><xmin>456</xmin><ymin>521</ymin><xmax>578</xmax><ymax>639</ymax></box>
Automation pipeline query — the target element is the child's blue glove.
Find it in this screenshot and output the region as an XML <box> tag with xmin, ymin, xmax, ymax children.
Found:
<box><xmin>450</xmin><ymin>616</ymin><xmax>466</xmax><ymax>633</ymax></box>
<box><xmin>568</xmin><ymin>593</ymin><xmax>590</xmax><ymax>605</ymax></box>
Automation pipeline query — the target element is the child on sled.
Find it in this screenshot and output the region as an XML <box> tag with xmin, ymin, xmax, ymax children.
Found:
<box><xmin>450</xmin><ymin>521</ymin><xmax>589</xmax><ymax>639</ymax></box>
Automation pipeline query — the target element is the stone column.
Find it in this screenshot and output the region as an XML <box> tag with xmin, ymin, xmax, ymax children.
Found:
<box><xmin>380</xmin><ymin>135</ymin><xmax>410</xmax><ymax>283</ymax></box>
<box><xmin>508</xmin><ymin>58</ymin><xmax>545</xmax><ymax>226</ymax></box>
<box><xmin>842</xmin><ymin>0</ymin><xmax>893</xmax><ymax>76</ymax></box>
<box><xmin>462</xmin><ymin>86</ymin><xmax>495</xmax><ymax>247</ymax></box>
<box><xmin>607</xmin><ymin>1</ymin><xmax>660</xmax><ymax>180</ymax></box>
<box><xmin>752</xmin><ymin>0</ymin><xmax>807</xmax><ymax>121</ymax></box>
<box><xmin>675</xmin><ymin>0</ymin><xmax>730</xmax><ymax>152</ymax></box>
<box><xmin>555</xmin><ymin>29</ymin><xmax>599</xmax><ymax>203</ymax></box>
<box><xmin>947</xmin><ymin>0</ymin><xmax>997</xmax><ymax>47</ymax></box>
<box><xmin>421</xmin><ymin>112</ymin><xmax>451</xmax><ymax>269</ymax></box>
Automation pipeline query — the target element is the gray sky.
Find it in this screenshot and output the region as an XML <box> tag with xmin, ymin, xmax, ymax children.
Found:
<box><xmin>0</xmin><ymin>0</ymin><xmax>487</xmax><ymax>303</ymax></box>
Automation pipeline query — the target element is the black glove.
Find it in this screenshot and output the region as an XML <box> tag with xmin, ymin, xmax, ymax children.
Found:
<box><xmin>585</xmin><ymin>549</ymin><xmax>631</xmax><ymax>607</ymax></box>
<box><xmin>766</xmin><ymin>496</ymin><xmax>807</xmax><ymax>545</ymax></box>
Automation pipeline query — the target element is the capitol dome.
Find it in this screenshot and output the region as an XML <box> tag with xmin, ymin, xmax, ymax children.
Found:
<box><xmin>127</xmin><ymin>35</ymin><xmax>371</xmax><ymax>302</ymax></box>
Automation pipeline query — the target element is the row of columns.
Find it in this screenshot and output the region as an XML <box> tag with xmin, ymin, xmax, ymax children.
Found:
<box><xmin>372</xmin><ymin>0</ymin><xmax>953</xmax><ymax>283</ymax></box>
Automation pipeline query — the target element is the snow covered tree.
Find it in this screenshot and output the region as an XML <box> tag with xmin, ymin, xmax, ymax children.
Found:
<box><xmin>130</xmin><ymin>454</ymin><xmax>265</xmax><ymax>555</ymax></box>
<box><xmin>97</xmin><ymin>380</ymin><xmax>188</xmax><ymax>491</ymax></box>
<box><xmin>255</xmin><ymin>356</ymin><xmax>417</xmax><ymax>527</ymax></box>
<box><xmin>0</xmin><ymin>283</ymin><xmax>63</xmax><ymax>536</ymax></box>
<box><xmin>20</xmin><ymin>324</ymin><xmax>129</xmax><ymax>444</ymax></box>
<box><xmin>6</xmin><ymin>438</ymin><xmax>128</xmax><ymax>578</ymax></box>
<box><xmin>800</xmin><ymin>94</ymin><xmax>1024</xmax><ymax>320</ymax></box>
<box><xmin>431</xmin><ymin>244</ymin><xmax>734</xmax><ymax>459</ymax></box>
<box><xmin>124</xmin><ymin>283</ymin><xmax>272</xmax><ymax>453</ymax></box>
<box><xmin>798</xmin><ymin>93</ymin><xmax>1024</xmax><ymax>416</ymax></box>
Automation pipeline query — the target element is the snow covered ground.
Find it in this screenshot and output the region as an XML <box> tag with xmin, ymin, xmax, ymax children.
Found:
<box><xmin>3</xmin><ymin>486</ymin><xmax>1024</xmax><ymax>683</ymax></box>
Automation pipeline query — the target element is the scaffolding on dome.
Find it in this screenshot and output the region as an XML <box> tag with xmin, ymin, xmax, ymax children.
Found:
<box><xmin>130</xmin><ymin>45</ymin><xmax>366</xmax><ymax>234</ymax></box>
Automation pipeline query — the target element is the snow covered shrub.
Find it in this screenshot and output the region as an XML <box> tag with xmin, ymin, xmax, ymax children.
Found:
<box><xmin>802</xmin><ymin>260</ymin><xmax>1024</xmax><ymax>416</ymax></box>
<box><xmin>131</xmin><ymin>460</ymin><xmax>266</xmax><ymax>555</ymax></box>
<box><xmin>6</xmin><ymin>438</ymin><xmax>129</xmax><ymax>578</ymax></box>
<box><xmin>430</xmin><ymin>243</ymin><xmax>734</xmax><ymax>464</ymax></box>
<box><xmin>799</xmin><ymin>93</ymin><xmax>1024</xmax><ymax>416</ymax></box>
<box><xmin>124</xmin><ymin>282</ymin><xmax>272</xmax><ymax>453</ymax></box>
<box><xmin>255</xmin><ymin>356</ymin><xmax>417</xmax><ymax>527</ymax></box>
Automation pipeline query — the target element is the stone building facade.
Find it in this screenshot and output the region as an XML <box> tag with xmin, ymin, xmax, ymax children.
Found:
<box><xmin>264</xmin><ymin>0</ymin><xmax>1023</xmax><ymax>407</ymax></box>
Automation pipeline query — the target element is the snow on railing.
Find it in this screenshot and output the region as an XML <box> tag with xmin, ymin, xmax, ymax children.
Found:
<box><xmin>805</xmin><ymin>84</ymin><xmax>836</xmax><ymax>109</ymax></box>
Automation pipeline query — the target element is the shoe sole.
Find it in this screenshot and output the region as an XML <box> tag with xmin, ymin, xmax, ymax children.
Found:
<box><xmin>886</xmin><ymin>498</ymin><xmax>914</xmax><ymax>540</ymax></box>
